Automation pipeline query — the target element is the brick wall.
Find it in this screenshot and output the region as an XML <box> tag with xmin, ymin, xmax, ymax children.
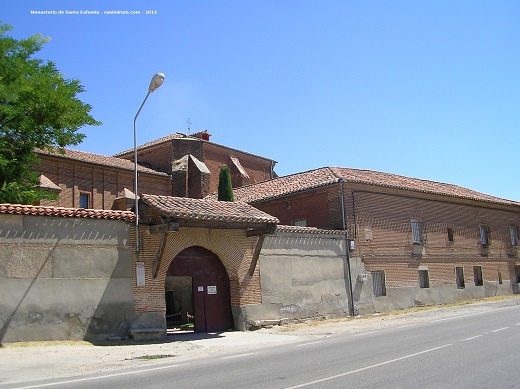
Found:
<box><xmin>203</xmin><ymin>143</ymin><xmax>274</xmax><ymax>192</ymax></box>
<box><xmin>131</xmin><ymin>209</ymin><xmax>263</xmax><ymax>319</ymax></box>
<box><xmin>344</xmin><ymin>185</ymin><xmax>520</xmax><ymax>288</ymax></box>
<box><xmin>254</xmin><ymin>188</ymin><xmax>333</xmax><ymax>228</ymax></box>
<box><xmin>37</xmin><ymin>155</ymin><xmax>171</xmax><ymax>209</ymax></box>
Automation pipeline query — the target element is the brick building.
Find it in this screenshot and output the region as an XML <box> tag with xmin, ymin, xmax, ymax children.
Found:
<box><xmin>35</xmin><ymin>130</ymin><xmax>277</xmax><ymax>209</ymax></box>
<box><xmin>232</xmin><ymin>167</ymin><xmax>520</xmax><ymax>312</ymax></box>
<box><xmin>5</xmin><ymin>133</ymin><xmax>518</xmax><ymax>340</ymax></box>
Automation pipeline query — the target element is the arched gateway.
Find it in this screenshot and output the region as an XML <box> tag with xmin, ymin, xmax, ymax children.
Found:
<box><xmin>134</xmin><ymin>194</ymin><xmax>278</xmax><ymax>338</ymax></box>
<box><xmin>165</xmin><ymin>246</ymin><xmax>233</xmax><ymax>332</ymax></box>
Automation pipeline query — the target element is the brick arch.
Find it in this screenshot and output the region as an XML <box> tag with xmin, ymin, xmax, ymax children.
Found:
<box><xmin>154</xmin><ymin>227</ymin><xmax>255</xmax><ymax>308</ymax></box>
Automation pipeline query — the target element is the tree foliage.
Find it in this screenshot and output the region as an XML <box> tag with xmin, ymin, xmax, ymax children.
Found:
<box><xmin>217</xmin><ymin>166</ymin><xmax>234</xmax><ymax>202</ymax></box>
<box><xmin>0</xmin><ymin>23</ymin><xmax>101</xmax><ymax>204</ymax></box>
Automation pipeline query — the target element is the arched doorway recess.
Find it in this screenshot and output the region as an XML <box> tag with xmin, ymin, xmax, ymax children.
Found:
<box><xmin>165</xmin><ymin>246</ymin><xmax>233</xmax><ymax>333</ymax></box>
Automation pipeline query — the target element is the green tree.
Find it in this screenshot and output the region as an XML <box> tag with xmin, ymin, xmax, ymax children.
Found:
<box><xmin>0</xmin><ymin>23</ymin><xmax>101</xmax><ymax>204</ymax></box>
<box><xmin>217</xmin><ymin>166</ymin><xmax>234</xmax><ymax>202</ymax></box>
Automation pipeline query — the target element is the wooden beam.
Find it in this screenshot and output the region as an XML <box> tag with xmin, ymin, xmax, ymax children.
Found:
<box><xmin>152</xmin><ymin>233</ymin><xmax>168</xmax><ymax>279</ymax></box>
<box><xmin>248</xmin><ymin>234</ymin><xmax>266</xmax><ymax>277</ymax></box>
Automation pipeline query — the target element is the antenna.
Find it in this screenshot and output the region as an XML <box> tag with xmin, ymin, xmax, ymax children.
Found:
<box><xmin>186</xmin><ymin>118</ymin><xmax>192</xmax><ymax>134</ymax></box>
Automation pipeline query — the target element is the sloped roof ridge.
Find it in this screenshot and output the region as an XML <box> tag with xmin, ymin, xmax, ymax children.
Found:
<box><xmin>0</xmin><ymin>204</ymin><xmax>135</xmax><ymax>221</ymax></box>
<box><xmin>38</xmin><ymin>147</ymin><xmax>167</xmax><ymax>176</ymax></box>
<box><xmin>141</xmin><ymin>194</ymin><xmax>279</xmax><ymax>224</ymax></box>
<box><xmin>114</xmin><ymin>132</ymin><xmax>277</xmax><ymax>163</ymax></box>
<box><xmin>230</xmin><ymin>166</ymin><xmax>341</xmax><ymax>203</ymax></box>
<box><xmin>328</xmin><ymin>166</ymin><xmax>520</xmax><ymax>207</ymax></box>
<box><xmin>114</xmin><ymin>132</ymin><xmax>186</xmax><ymax>156</ymax></box>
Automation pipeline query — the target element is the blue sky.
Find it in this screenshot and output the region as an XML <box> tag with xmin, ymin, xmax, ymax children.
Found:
<box><xmin>3</xmin><ymin>1</ymin><xmax>519</xmax><ymax>201</ymax></box>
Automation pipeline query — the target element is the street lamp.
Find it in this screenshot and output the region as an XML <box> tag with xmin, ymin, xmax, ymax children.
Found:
<box><xmin>134</xmin><ymin>72</ymin><xmax>165</xmax><ymax>253</ymax></box>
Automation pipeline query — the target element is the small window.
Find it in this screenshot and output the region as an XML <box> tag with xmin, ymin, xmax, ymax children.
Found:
<box><xmin>372</xmin><ymin>270</ymin><xmax>387</xmax><ymax>297</ymax></box>
<box><xmin>292</xmin><ymin>219</ymin><xmax>307</xmax><ymax>227</ymax></box>
<box><xmin>447</xmin><ymin>228</ymin><xmax>454</xmax><ymax>243</ymax></box>
<box><xmin>514</xmin><ymin>265</ymin><xmax>520</xmax><ymax>284</ymax></box>
<box><xmin>510</xmin><ymin>226</ymin><xmax>519</xmax><ymax>247</ymax></box>
<box><xmin>498</xmin><ymin>272</ymin><xmax>503</xmax><ymax>284</ymax></box>
<box><xmin>418</xmin><ymin>269</ymin><xmax>430</xmax><ymax>288</ymax></box>
<box><xmin>411</xmin><ymin>219</ymin><xmax>423</xmax><ymax>244</ymax></box>
<box><xmin>473</xmin><ymin>266</ymin><xmax>483</xmax><ymax>286</ymax></box>
<box><xmin>455</xmin><ymin>266</ymin><xmax>465</xmax><ymax>289</ymax></box>
<box><xmin>479</xmin><ymin>225</ymin><xmax>490</xmax><ymax>246</ymax></box>
<box><xmin>79</xmin><ymin>193</ymin><xmax>90</xmax><ymax>209</ymax></box>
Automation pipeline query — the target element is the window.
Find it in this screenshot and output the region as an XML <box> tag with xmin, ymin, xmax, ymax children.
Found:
<box><xmin>411</xmin><ymin>219</ymin><xmax>423</xmax><ymax>244</ymax></box>
<box><xmin>372</xmin><ymin>270</ymin><xmax>387</xmax><ymax>297</ymax></box>
<box><xmin>79</xmin><ymin>193</ymin><xmax>90</xmax><ymax>209</ymax></box>
<box><xmin>498</xmin><ymin>272</ymin><xmax>503</xmax><ymax>285</ymax></box>
<box><xmin>455</xmin><ymin>266</ymin><xmax>465</xmax><ymax>289</ymax></box>
<box><xmin>479</xmin><ymin>225</ymin><xmax>490</xmax><ymax>246</ymax></box>
<box><xmin>473</xmin><ymin>266</ymin><xmax>483</xmax><ymax>286</ymax></box>
<box><xmin>418</xmin><ymin>269</ymin><xmax>430</xmax><ymax>288</ymax></box>
<box><xmin>510</xmin><ymin>226</ymin><xmax>519</xmax><ymax>247</ymax></box>
<box><xmin>514</xmin><ymin>265</ymin><xmax>520</xmax><ymax>284</ymax></box>
<box><xmin>292</xmin><ymin>219</ymin><xmax>307</xmax><ymax>227</ymax></box>
<box><xmin>447</xmin><ymin>228</ymin><xmax>454</xmax><ymax>243</ymax></box>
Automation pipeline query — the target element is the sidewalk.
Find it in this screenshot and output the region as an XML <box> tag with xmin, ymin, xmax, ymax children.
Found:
<box><xmin>1</xmin><ymin>296</ymin><xmax>519</xmax><ymax>387</ymax></box>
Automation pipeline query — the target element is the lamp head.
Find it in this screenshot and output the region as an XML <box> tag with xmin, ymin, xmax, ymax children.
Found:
<box><xmin>149</xmin><ymin>73</ymin><xmax>165</xmax><ymax>92</ymax></box>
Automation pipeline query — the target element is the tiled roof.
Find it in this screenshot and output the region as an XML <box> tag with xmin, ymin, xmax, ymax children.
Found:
<box><xmin>141</xmin><ymin>194</ymin><xmax>279</xmax><ymax>224</ymax></box>
<box><xmin>0</xmin><ymin>204</ymin><xmax>135</xmax><ymax>221</ymax></box>
<box><xmin>114</xmin><ymin>132</ymin><xmax>277</xmax><ymax>163</ymax></box>
<box><xmin>114</xmin><ymin>133</ymin><xmax>186</xmax><ymax>157</ymax></box>
<box><xmin>232</xmin><ymin>167</ymin><xmax>520</xmax><ymax>208</ymax></box>
<box><xmin>275</xmin><ymin>225</ymin><xmax>346</xmax><ymax>235</ymax></box>
<box><xmin>229</xmin><ymin>167</ymin><xmax>341</xmax><ymax>203</ymax></box>
<box><xmin>37</xmin><ymin>148</ymin><xmax>168</xmax><ymax>176</ymax></box>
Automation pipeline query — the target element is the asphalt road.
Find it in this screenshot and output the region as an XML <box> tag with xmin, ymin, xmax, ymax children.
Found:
<box><xmin>11</xmin><ymin>301</ymin><xmax>520</xmax><ymax>389</ymax></box>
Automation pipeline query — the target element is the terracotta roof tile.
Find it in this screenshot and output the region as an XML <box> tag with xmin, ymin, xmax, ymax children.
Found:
<box><xmin>232</xmin><ymin>167</ymin><xmax>520</xmax><ymax>208</ymax></box>
<box><xmin>229</xmin><ymin>167</ymin><xmax>340</xmax><ymax>203</ymax></box>
<box><xmin>141</xmin><ymin>194</ymin><xmax>279</xmax><ymax>224</ymax></box>
<box><xmin>274</xmin><ymin>225</ymin><xmax>346</xmax><ymax>235</ymax></box>
<box><xmin>0</xmin><ymin>204</ymin><xmax>135</xmax><ymax>221</ymax></box>
<box><xmin>114</xmin><ymin>132</ymin><xmax>277</xmax><ymax>163</ymax></box>
<box><xmin>114</xmin><ymin>133</ymin><xmax>186</xmax><ymax>156</ymax></box>
<box><xmin>37</xmin><ymin>148</ymin><xmax>168</xmax><ymax>176</ymax></box>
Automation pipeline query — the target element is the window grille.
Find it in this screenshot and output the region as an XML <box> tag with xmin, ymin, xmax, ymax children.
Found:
<box><xmin>510</xmin><ymin>226</ymin><xmax>519</xmax><ymax>247</ymax></box>
<box><xmin>411</xmin><ymin>219</ymin><xmax>423</xmax><ymax>244</ymax></box>
<box><xmin>372</xmin><ymin>270</ymin><xmax>387</xmax><ymax>297</ymax></box>
<box><xmin>418</xmin><ymin>269</ymin><xmax>430</xmax><ymax>288</ymax></box>
<box><xmin>479</xmin><ymin>225</ymin><xmax>490</xmax><ymax>246</ymax></box>
<box><xmin>473</xmin><ymin>266</ymin><xmax>483</xmax><ymax>286</ymax></box>
<box><xmin>455</xmin><ymin>266</ymin><xmax>465</xmax><ymax>289</ymax></box>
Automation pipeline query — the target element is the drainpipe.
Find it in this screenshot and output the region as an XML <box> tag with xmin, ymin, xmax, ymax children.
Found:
<box><xmin>339</xmin><ymin>180</ymin><xmax>356</xmax><ymax>317</ymax></box>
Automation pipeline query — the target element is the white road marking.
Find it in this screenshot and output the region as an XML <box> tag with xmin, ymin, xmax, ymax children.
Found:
<box><xmin>222</xmin><ymin>352</ymin><xmax>256</xmax><ymax>359</ymax></box>
<box><xmin>491</xmin><ymin>327</ymin><xmax>509</xmax><ymax>333</ymax></box>
<box><xmin>284</xmin><ymin>344</ymin><xmax>453</xmax><ymax>388</ymax></box>
<box><xmin>460</xmin><ymin>335</ymin><xmax>483</xmax><ymax>342</ymax></box>
<box><xmin>296</xmin><ymin>341</ymin><xmax>324</xmax><ymax>347</ymax></box>
<box><xmin>14</xmin><ymin>363</ymin><xmax>191</xmax><ymax>388</ymax></box>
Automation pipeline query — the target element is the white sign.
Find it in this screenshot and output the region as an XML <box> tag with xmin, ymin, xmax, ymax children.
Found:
<box><xmin>198</xmin><ymin>286</ymin><xmax>204</xmax><ymax>292</ymax></box>
<box><xmin>136</xmin><ymin>262</ymin><xmax>145</xmax><ymax>286</ymax></box>
<box><xmin>207</xmin><ymin>286</ymin><xmax>217</xmax><ymax>294</ymax></box>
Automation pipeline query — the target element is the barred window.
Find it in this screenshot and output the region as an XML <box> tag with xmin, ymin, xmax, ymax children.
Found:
<box><xmin>411</xmin><ymin>219</ymin><xmax>423</xmax><ymax>244</ymax></box>
<box><xmin>510</xmin><ymin>226</ymin><xmax>519</xmax><ymax>247</ymax></box>
<box><xmin>479</xmin><ymin>225</ymin><xmax>490</xmax><ymax>246</ymax></box>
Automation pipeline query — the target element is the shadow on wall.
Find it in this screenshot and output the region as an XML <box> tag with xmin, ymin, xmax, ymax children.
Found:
<box><xmin>84</xmin><ymin>247</ymin><xmax>137</xmax><ymax>341</ymax></box>
<box><xmin>0</xmin><ymin>239</ymin><xmax>58</xmax><ymax>346</ymax></box>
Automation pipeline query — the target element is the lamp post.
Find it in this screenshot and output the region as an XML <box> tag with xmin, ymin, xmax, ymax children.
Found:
<box><xmin>134</xmin><ymin>72</ymin><xmax>165</xmax><ymax>253</ymax></box>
